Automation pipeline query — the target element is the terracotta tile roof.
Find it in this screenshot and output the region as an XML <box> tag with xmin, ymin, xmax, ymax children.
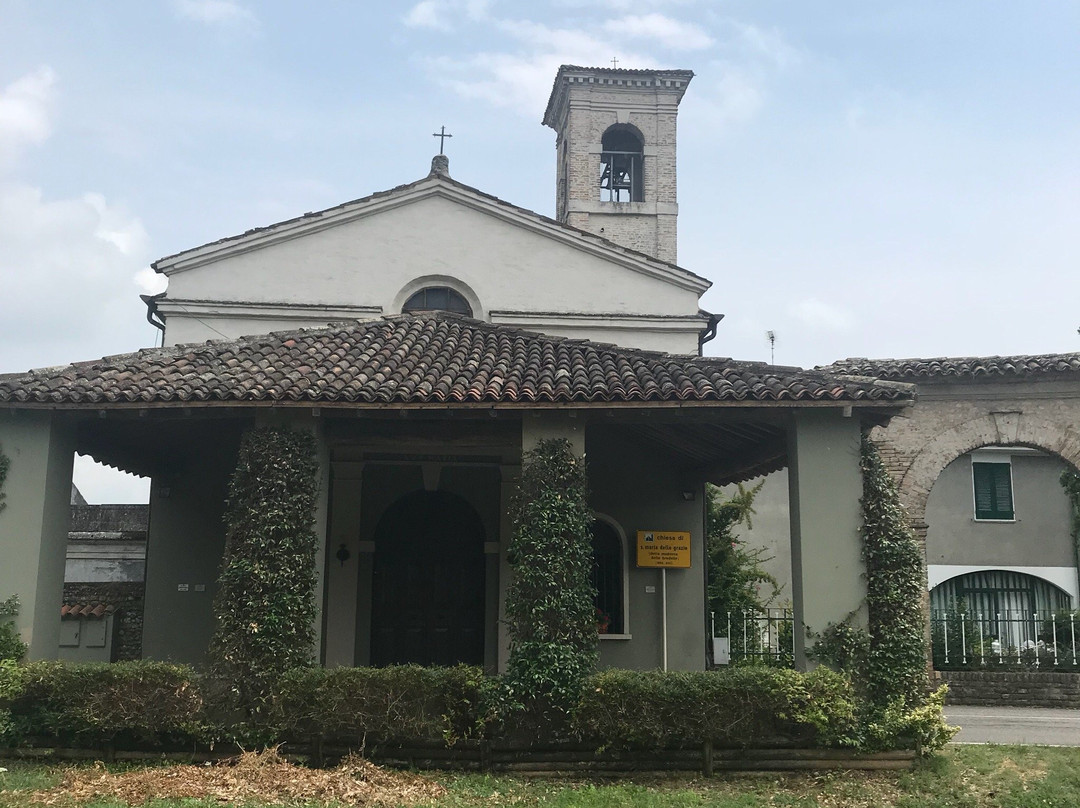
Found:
<box><xmin>826</xmin><ymin>354</ymin><xmax>1080</xmax><ymax>380</ymax></box>
<box><xmin>61</xmin><ymin>603</ymin><xmax>115</xmax><ymax>619</ymax></box>
<box><xmin>0</xmin><ymin>314</ymin><xmax>913</xmax><ymax>408</ymax></box>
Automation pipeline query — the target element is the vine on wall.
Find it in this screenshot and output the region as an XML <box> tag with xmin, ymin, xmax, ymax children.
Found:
<box><xmin>1062</xmin><ymin>470</ymin><xmax>1080</xmax><ymax>587</ymax></box>
<box><xmin>503</xmin><ymin>438</ymin><xmax>596</xmax><ymax>719</ymax></box>
<box><xmin>0</xmin><ymin>441</ymin><xmax>8</xmax><ymax>515</ymax></box>
<box><xmin>207</xmin><ymin>426</ymin><xmax>320</xmax><ymax>719</ymax></box>
<box><xmin>0</xmin><ymin>443</ymin><xmax>26</xmax><ymax>663</ymax></box>
<box><xmin>813</xmin><ymin>434</ymin><xmax>953</xmax><ymax>751</ymax></box>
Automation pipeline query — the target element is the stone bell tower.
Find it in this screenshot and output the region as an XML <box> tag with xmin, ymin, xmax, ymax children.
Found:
<box><xmin>543</xmin><ymin>65</ymin><xmax>693</xmax><ymax>265</ymax></box>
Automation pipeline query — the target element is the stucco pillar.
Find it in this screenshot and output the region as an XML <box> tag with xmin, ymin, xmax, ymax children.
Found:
<box><xmin>324</xmin><ymin>461</ymin><xmax>363</xmax><ymax>667</ymax></box>
<box><xmin>496</xmin><ymin>463</ymin><xmax>520</xmax><ymax>673</ymax></box>
<box><xmin>787</xmin><ymin>409</ymin><xmax>865</xmax><ymax>670</ymax></box>
<box><xmin>500</xmin><ymin>413</ymin><xmax>586</xmax><ymax>672</ymax></box>
<box><xmin>522</xmin><ymin>412</ymin><xmax>585</xmax><ymax>457</ymax></box>
<box><xmin>252</xmin><ymin>411</ymin><xmax>331</xmax><ymax>662</ymax></box>
<box><xmin>0</xmin><ymin>411</ymin><xmax>75</xmax><ymax>660</ymax></box>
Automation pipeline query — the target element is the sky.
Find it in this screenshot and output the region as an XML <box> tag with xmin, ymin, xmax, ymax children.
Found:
<box><xmin>1</xmin><ymin>1</ymin><xmax>1078</xmax><ymax>501</ymax></box>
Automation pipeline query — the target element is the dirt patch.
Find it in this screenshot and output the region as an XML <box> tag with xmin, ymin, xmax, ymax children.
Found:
<box><xmin>26</xmin><ymin>748</ymin><xmax>445</xmax><ymax>806</ymax></box>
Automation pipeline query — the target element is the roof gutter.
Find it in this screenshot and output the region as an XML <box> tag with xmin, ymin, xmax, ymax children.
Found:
<box><xmin>698</xmin><ymin>312</ymin><xmax>723</xmax><ymax>354</ymax></box>
<box><xmin>140</xmin><ymin>293</ymin><xmax>166</xmax><ymax>334</ymax></box>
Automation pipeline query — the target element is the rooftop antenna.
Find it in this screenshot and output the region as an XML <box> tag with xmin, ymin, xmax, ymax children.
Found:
<box><xmin>611</xmin><ymin>57</ymin><xmax>619</xmax><ymax>68</ymax></box>
<box><xmin>766</xmin><ymin>331</ymin><xmax>776</xmax><ymax>365</ymax></box>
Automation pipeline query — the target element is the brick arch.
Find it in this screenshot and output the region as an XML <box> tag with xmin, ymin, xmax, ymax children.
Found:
<box><xmin>899</xmin><ymin>412</ymin><xmax>1080</xmax><ymax>525</ymax></box>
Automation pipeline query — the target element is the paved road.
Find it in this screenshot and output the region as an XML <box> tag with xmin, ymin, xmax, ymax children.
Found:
<box><xmin>946</xmin><ymin>706</ymin><xmax>1080</xmax><ymax>745</ymax></box>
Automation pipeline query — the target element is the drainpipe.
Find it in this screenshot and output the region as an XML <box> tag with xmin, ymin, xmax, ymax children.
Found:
<box><xmin>697</xmin><ymin>312</ymin><xmax>723</xmax><ymax>356</ymax></box>
<box><xmin>141</xmin><ymin>293</ymin><xmax>166</xmax><ymax>336</ymax></box>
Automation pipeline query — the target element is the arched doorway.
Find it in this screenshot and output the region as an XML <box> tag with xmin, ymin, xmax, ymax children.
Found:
<box><xmin>370</xmin><ymin>490</ymin><xmax>486</xmax><ymax>666</ymax></box>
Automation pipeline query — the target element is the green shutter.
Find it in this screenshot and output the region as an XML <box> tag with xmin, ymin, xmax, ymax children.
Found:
<box><xmin>973</xmin><ymin>461</ymin><xmax>1014</xmax><ymax>520</ymax></box>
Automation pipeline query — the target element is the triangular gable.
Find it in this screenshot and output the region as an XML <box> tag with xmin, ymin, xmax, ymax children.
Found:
<box><xmin>151</xmin><ymin>173</ymin><xmax>711</xmax><ymax>295</ymax></box>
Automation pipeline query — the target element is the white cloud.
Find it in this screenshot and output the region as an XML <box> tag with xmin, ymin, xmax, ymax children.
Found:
<box><xmin>604</xmin><ymin>14</ymin><xmax>713</xmax><ymax>51</ymax></box>
<box><xmin>788</xmin><ymin>298</ymin><xmax>855</xmax><ymax>333</ymax></box>
<box><xmin>0</xmin><ymin>67</ymin><xmax>55</xmax><ymax>169</ymax></box>
<box><xmin>429</xmin><ymin>18</ymin><xmax>655</xmax><ymax>116</ymax></box>
<box><xmin>403</xmin><ymin>0</ymin><xmax>490</xmax><ymax>30</ymax></box>
<box><xmin>0</xmin><ymin>69</ymin><xmax>157</xmax><ymax>373</ymax></box>
<box><xmin>173</xmin><ymin>0</ymin><xmax>256</xmax><ymax>26</ymax></box>
<box><xmin>697</xmin><ymin>64</ymin><xmax>764</xmax><ymax>125</ymax></box>
<box><xmin>725</xmin><ymin>21</ymin><xmax>799</xmax><ymax>69</ymax></box>
<box><xmin>404</xmin><ymin>1</ymin><xmax>450</xmax><ymax>29</ymax></box>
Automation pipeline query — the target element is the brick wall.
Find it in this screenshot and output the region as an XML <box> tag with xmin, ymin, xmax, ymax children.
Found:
<box><xmin>940</xmin><ymin>670</ymin><xmax>1080</xmax><ymax>707</ymax></box>
<box><xmin>867</xmin><ymin>377</ymin><xmax>1080</xmax><ymax>524</ymax></box>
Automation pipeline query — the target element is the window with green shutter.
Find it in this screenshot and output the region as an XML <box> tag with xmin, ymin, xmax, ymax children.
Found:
<box><xmin>972</xmin><ymin>461</ymin><xmax>1014</xmax><ymax>520</ymax></box>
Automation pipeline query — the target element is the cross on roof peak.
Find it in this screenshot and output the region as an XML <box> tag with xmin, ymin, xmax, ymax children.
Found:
<box><xmin>611</xmin><ymin>57</ymin><xmax>619</xmax><ymax>68</ymax></box>
<box><xmin>432</xmin><ymin>125</ymin><xmax>453</xmax><ymax>155</ymax></box>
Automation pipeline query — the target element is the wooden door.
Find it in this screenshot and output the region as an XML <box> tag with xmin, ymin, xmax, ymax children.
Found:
<box><xmin>370</xmin><ymin>490</ymin><xmax>486</xmax><ymax>666</ymax></box>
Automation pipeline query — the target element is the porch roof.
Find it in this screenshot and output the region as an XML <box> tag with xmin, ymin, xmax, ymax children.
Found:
<box><xmin>1</xmin><ymin>313</ymin><xmax>913</xmax><ymax>410</ymax></box>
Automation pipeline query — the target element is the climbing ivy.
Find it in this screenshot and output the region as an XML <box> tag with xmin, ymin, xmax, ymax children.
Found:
<box><xmin>705</xmin><ymin>480</ymin><xmax>779</xmax><ymax>623</ymax></box>
<box><xmin>1062</xmin><ymin>469</ymin><xmax>1080</xmax><ymax>587</ymax></box>
<box><xmin>0</xmin><ymin>444</ymin><xmax>25</xmax><ymax>663</ymax></box>
<box><xmin>812</xmin><ymin>434</ymin><xmax>953</xmax><ymax>752</ymax></box>
<box><xmin>503</xmin><ymin>438</ymin><xmax>596</xmax><ymax>720</ymax></box>
<box><xmin>859</xmin><ymin>433</ymin><xmax>929</xmax><ymax>707</ymax></box>
<box><xmin>0</xmin><ymin>441</ymin><xmax>9</xmax><ymax>515</ymax></box>
<box><xmin>207</xmin><ymin>426</ymin><xmax>320</xmax><ymax>721</ymax></box>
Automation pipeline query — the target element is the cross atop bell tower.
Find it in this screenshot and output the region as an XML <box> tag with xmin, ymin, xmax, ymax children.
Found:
<box><xmin>543</xmin><ymin>65</ymin><xmax>693</xmax><ymax>264</ymax></box>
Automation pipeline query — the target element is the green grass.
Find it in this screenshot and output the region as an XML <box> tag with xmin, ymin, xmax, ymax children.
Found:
<box><xmin>4</xmin><ymin>746</ymin><xmax>1080</xmax><ymax>807</ymax></box>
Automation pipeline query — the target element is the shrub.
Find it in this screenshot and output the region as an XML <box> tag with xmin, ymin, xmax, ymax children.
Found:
<box><xmin>503</xmin><ymin>438</ymin><xmax>596</xmax><ymax>719</ymax></box>
<box><xmin>572</xmin><ymin>666</ymin><xmax>859</xmax><ymax>750</ymax></box>
<box><xmin>4</xmin><ymin>661</ymin><xmax>204</xmax><ymax>747</ymax></box>
<box><xmin>0</xmin><ymin>595</ymin><xmax>27</xmax><ymax>663</ymax></box>
<box><xmin>0</xmin><ymin>659</ymin><xmax>27</xmax><ymax>743</ymax></box>
<box><xmin>272</xmin><ymin>665</ymin><xmax>494</xmax><ymax>747</ymax></box>
<box><xmin>859</xmin><ymin>434</ymin><xmax>929</xmax><ymax>707</ymax></box>
<box><xmin>208</xmin><ymin>426</ymin><xmax>320</xmax><ymax>721</ymax></box>
<box><xmin>705</xmin><ymin>481</ymin><xmax>779</xmax><ymax>621</ymax></box>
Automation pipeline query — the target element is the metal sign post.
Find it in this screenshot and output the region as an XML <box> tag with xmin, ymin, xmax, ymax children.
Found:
<box><xmin>636</xmin><ymin>530</ymin><xmax>691</xmax><ymax>672</ymax></box>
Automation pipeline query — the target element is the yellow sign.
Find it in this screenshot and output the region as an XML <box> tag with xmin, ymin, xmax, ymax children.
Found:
<box><xmin>636</xmin><ymin>531</ymin><xmax>691</xmax><ymax>568</ymax></box>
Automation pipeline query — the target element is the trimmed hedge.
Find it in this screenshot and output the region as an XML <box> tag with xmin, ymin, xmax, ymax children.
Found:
<box><xmin>573</xmin><ymin>667</ymin><xmax>858</xmax><ymax>749</ymax></box>
<box><xmin>2</xmin><ymin>661</ymin><xmax>204</xmax><ymax>747</ymax></box>
<box><xmin>0</xmin><ymin>660</ymin><xmax>942</xmax><ymax>753</ymax></box>
<box><xmin>271</xmin><ymin>665</ymin><xmax>495</xmax><ymax>746</ymax></box>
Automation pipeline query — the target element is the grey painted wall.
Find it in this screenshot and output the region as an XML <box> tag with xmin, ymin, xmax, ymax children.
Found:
<box><xmin>926</xmin><ymin>451</ymin><xmax>1073</xmax><ymax>568</ymax></box>
<box><xmin>722</xmin><ymin>468</ymin><xmax>792</xmax><ymax>607</ymax></box>
<box><xmin>587</xmin><ymin>425</ymin><xmax>707</xmax><ymax>672</ymax></box>
<box><xmin>141</xmin><ymin>422</ymin><xmax>244</xmax><ymax>664</ymax></box>
<box><xmin>0</xmin><ymin>411</ymin><xmax>75</xmax><ymax>659</ymax></box>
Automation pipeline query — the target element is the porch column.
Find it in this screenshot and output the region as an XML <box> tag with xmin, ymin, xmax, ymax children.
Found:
<box><xmin>499</xmin><ymin>413</ymin><xmax>586</xmax><ymax>672</ymax></box>
<box><xmin>0</xmin><ymin>411</ymin><xmax>75</xmax><ymax>660</ymax></box>
<box><xmin>522</xmin><ymin>412</ymin><xmax>585</xmax><ymax>457</ymax></box>
<box><xmin>324</xmin><ymin>461</ymin><xmax>363</xmax><ymax>667</ymax></box>
<box><xmin>496</xmin><ymin>463</ymin><xmax>520</xmax><ymax>673</ymax></box>
<box><xmin>787</xmin><ymin>409</ymin><xmax>865</xmax><ymax>670</ymax></box>
<box><xmin>253</xmin><ymin>411</ymin><xmax>331</xmax><ymax>662</ymax></box>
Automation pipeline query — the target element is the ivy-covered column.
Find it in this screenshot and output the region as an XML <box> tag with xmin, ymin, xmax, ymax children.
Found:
<box><xmin>0</xmin><ymin>411</ymin><xmax>75</xmax><ymax>660</ymax></box>
<box><xmin>252</xmin><ymin>412</ymin><xmax>331</xmax><ymax>661</ymax></box>
<box><xmin>787</xmin><ymin>409</ymin><xmax>865</xmax><ymax>670</ymax></box>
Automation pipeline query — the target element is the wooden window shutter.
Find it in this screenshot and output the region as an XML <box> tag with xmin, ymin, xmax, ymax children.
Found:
<box><xmin>973</xmin><ymin>461</ymin><xmax>1014</xmax><ymax>520</ymax></box>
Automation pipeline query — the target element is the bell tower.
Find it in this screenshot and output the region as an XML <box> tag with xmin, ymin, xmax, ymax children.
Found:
<box><xmin>543</xmin><ymin>65</ymin><xmax>693</xmax><ymax>264</ymax></box>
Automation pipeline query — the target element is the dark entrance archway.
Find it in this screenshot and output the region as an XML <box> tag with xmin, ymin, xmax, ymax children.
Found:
<box><xmin>370</xmin><ymin>490</ymin><xmax>486</xmax><ymax>666</ymax></box>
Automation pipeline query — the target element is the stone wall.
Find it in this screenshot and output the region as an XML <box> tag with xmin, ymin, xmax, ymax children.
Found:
<box><xmin>62</xmin><ymin>581</ymin><xmax>144</xmax><ymax>661</ymax></box>
<box><xmin>940</xmin><ymin>670</ymin><xmax>1080</xmax><ymax>707</ymax></box>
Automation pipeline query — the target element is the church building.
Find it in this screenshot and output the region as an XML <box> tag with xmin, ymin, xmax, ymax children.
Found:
<box><xmin>0</xmin><ymin>66</ymin><xmax>913</xmax><ymax>672</ymax></box>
